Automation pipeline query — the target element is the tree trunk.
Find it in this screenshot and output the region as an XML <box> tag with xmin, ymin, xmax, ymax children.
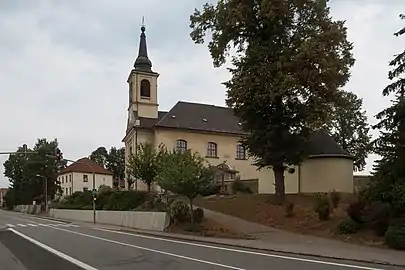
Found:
<box><xmin>273</xmin><ymin>164</ymin><xmax>286</xmax><ymax>205</ymax></box>
<box><xmin>147</xmin><ymin>183</ymin><xmax>151</xmax><ymax>193</ymax></box>
<box><xmin>189</xmin><ymin>198</ymin><xmax>194</xmax><ymax>224</ymax></box>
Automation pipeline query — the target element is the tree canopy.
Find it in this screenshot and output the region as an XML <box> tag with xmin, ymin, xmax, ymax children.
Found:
<box><xmin>126</xmin><ymin>143</ymin><xmax>165</xmax><ymax>192</ymax></box>
<box><xmin>89</xmin><ymin>146</ymin><xmax>125</xmax><ymax>187</ymax></box>
<box><xmin>364</xmin><ymin>15</ymin><xmax>405</xmax><ymax>213</ymax></box>
<box><xmin>190</xmin><ymin>0</ymin><xmax>354</xmax><ymax>201</ymax></box>
<box><xmin>326</xmin><ymin>90</ymin><xmax>372</xmax><ymax>171</ymax></box>
<box><xmin>3</xmin><ymin>138</ymin><xmax>66</xmax><ymax>207</ymax></box>
<box><xmin>157</xmin><ymin>149</ymin><xmax>215</xmax><ymax>220</ymax></box>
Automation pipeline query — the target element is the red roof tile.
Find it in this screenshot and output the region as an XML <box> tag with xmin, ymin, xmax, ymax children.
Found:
<box><xmin>58</xmin><ymin>158</ymin><xmax>113</xmax><ymax>175</ymax></box>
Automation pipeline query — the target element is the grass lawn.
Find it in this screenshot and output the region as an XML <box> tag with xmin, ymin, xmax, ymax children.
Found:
<box><xmin>195</xmin><ymin>194</ymin><xmax>386</xmax><ymax>248</ymax></box>
<box><xmin>167</xmin><ymin>218</ymin><xmax>252</xmax><ymax>239</ymax></box>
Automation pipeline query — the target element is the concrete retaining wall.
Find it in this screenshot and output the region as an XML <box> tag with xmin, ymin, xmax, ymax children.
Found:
<box><xmin>49</xmin><ymin>209</ymin><xmax>169</xmax><ymax>232</ymax></box>
<box><xmin>14</xmin><ymin>205</ymin><xmax>41</xmax><ymax>214</ymax></box>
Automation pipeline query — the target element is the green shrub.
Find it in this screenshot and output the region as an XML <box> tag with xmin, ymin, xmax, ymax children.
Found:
<box><xmin>105</xmin><ymin>190</ymin><xmax>147</xmax><ymax>211</ymax></box>
<box><xmin>365</xmin><ymin>202</ymin><xmax>392</xmax><ymax>236</ymax></box>
<box><xmin>385</xmin><ymin>219</ymin><xmax>405</xmax><ymax>250</ymax></box>
<box><xmin>231</xmin><ymin>179</ymin><xmax>252</xmax><ymax>194</ymax></box>
<box><xmin>201</xmin><ymin>184</ymin><xmax>221</xmax><ymax>196</ymax></box>
<box><xmin>313</xmin><ymin>194</ymin><xmax>330</xmax><ymax>220</ymax></box>
<box><xmin>347</xmin><ymin>200</ymin><xmax>366</xmax><ymax>224</ymax></box>
<box><xmin>285</xmin><ymin>201</ymin><xmax>294</xmax><ymax>217</ymax></box>
<box><xmin>338</xmin><ymin>217</ymin><xmax>360</xmax><ymax>234</ymax></box>
<box><xmin>57</xmin><ymin>191</ymin><xmax>93</xmax><ymax>209</ymax></box>
<box><xmin>192</xmin><ymin>208</ymin><xmax>204</xmax><ymax>223</ymax></box>
<box><xmin>329</xmin><ymin>189</ymin><xmax>341</xmax><ymax>208</ymax></box>
<box><xmin>168</xmin><ymin>200</ymin><xmax>190</xmax><ymax>223</ymax></box>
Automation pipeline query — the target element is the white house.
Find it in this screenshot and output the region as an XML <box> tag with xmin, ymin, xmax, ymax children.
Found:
<box><xmin>57</xmin><ymin>157</ymin><xmax>114</xmax><ymax>196</ymax></box>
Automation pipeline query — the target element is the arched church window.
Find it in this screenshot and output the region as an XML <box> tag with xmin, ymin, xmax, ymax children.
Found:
<box><xmin>140</xmin><ymin>79</ymin><xmax>151</xmax><ymax>98</ymax></box>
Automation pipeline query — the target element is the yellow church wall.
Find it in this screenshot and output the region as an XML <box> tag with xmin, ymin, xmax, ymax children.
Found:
<box><xmin>154</xmin><ymin>128</ymin><xmax>300</xmax><ymax>194</ymax></box>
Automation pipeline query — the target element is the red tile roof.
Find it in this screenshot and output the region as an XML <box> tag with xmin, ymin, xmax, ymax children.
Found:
<box><xmin>58</xmin><ymin>158</ymin><xmax>113</xmax><ymax>175</ymax></box>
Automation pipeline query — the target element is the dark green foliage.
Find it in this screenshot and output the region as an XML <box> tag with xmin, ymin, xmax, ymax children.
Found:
<box><xmin>189</xmin><ymin>0</ymin><xmax>354</xmax><ymax>202</ymax></box>
<box><xmin>338</xmin><ymin>217</ymin><xmax>360</xmax><ymax>235</ymax></box>
<box><xmin>347</xmin><ymin>200</ymin><xmax>366</xmax><ymax>224</ymax></box>
<box><xmin>385</xmin><ymin>219</ymin><xmax>405</xmax><ymax>250</ymax></box>
<box><xmin>231</xmin><ymin>179</ymin><xmax>252</xmax><ymax>194</ymax></box>
<box><xmin>285</xmin><ymin>201</ymin><xmax>294</xmax><ymax>217</ymax></box>
<box><xmin>96</xmin><ymin>185</ymin><xmax>114</xmax><ymax>210</ymax></box>
<box><xmin>327</xmin><ymin>91</ymin><xmax>372</xmax><ymax>171</ymax></box>
<box><xmin>192</xmin><ymin>208</ymin><xmax>204</xmax><ymax>223</ymax></box>
<box><xmin>90</xmin><ymin>146</ymin><xmax>125</xmax><ymax>188</ymax></box>
<box><xmin>200</xmin><ymin>184</ymin><xmax>221</xmax><ymax>196</ymax></box>
<box><xmin>57</xmin><ymin>191</ymin><xmax>92</xmax><ymax>209</ymax></box>
<box><xmin>104</xmin><ymin>190</ymin><xmax>147</xmax><ymax>211</ymax></box>
<box><xmin>168</xmin><ymin>200</ymin><xmax>190</xmax><ymax>224</ymax></box>
<box><xmin>366</xmin><ymin>202</ymin><xmax>392</xmax><ymax>237</ymax></box>
<box><xmin>313</xmin><ymin>194</ymin><xmax>331</xmax><ymax>221</ymax></box>
<box><xmin>3</xmin><ymin>139</ymin><xmax>66</xmax><ymax>207</ymax></box>
<box><xmin>329</xmin><ymin>189</ymin><xmax>341</xmax><ymax>208</ymax></box>
<box><xmin>365</xmin><ymin>15</ymin><xmax>405</xmax><ymax>216</ymax></box>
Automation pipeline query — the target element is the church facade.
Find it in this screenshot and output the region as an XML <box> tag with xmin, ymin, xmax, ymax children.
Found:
<box><xmin>122</xmin><ymin>26</ymin><xmax>355</xmax><ymax>194</ymax></box>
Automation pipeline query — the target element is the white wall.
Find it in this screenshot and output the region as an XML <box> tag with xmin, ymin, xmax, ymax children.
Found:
<box><xmin>58</xmin><ymin>172</ymin><xmax>113</xmax><ymax>196</ymax></box>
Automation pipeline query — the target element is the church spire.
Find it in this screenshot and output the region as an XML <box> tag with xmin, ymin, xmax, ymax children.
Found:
<box><xmin>134</xmin><ymin>18</ymin><xmax>152</xmax><ymax>72</ymax></box>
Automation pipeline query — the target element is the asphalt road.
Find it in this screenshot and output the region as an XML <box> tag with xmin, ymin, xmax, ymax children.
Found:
<box><xmin>0</xmin><ymin>210</ymin><xmax>401</xmax><ymax>270</ymax></box>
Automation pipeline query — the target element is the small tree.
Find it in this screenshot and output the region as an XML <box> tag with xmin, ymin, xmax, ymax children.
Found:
<box><xmin>157</xmin><ymin>150</ymin><xmax>216</xmax><ymax>223</ymax></box>
<box><xmin>126</xmin><ymin>142</ymin><xmax>165</xmax><ymax>193</ymax></box>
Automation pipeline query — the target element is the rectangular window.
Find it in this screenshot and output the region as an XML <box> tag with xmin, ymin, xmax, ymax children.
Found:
<box><xmin>83</xmin><ymin>175</ymin><xmax>88</xmax><ymax>182</ymax></box>
<box><xmin>70</xmin><ymin>174</ymin><xmax>72</xmax><ymax>182</ymax></box>
<box><xmin>69</xmin><ymin>187</ymin><xmax>72</xmax><ymax>195</ymax></box>
<box><xmin>62</xmin><ymin>176</ymin><xmax>64</xmax><ymax>184</ymax></box>
<box><xmin>65</xmin><ymin>188</ymin><xmax>68</xmax><ymax>194</ymax></box>
<box><xmin>207</xmin><ymin>142</ymin><xmax>218</xmax><ymax>157</ymax></box>
<box><xmin>236</xmin><ymin>144</ymin><xmax>246</xmax><ymax>160</ymax></box>
<box><xmin>83</xmin><ymin>187</ymin><xmax>88</xmax><ymax>192</ymax></box>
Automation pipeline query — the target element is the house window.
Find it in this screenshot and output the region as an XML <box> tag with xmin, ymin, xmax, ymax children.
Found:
<box><xmin>69</xmin><ymin>187</ymin><xmax>72</xmax><ymax>195</ymax></box>
<box><xmin>83</xmin><ymin>175</ymin><xmax>88</xmax><ymax>182</ymax></box>
<box><xmin>176</xmin><ymin>140</ymin><xmax>187</xmax><ymax>153</ymax></box>
<box><xmin>70</xmin><ymin>174</ymin><xmax>72</xmax><ymax>182</ymax></box>
<box><xmin>207</xmin><ymin>142</ymin><xmax>217</xmax><ymax>157</ymax></box>
<box><xmin>83</xmin><ymin>187</ymin><xmax>89</xmax><ymax>192</ymax></box>
<box><xmin>236</xmin><ymin>144</ymin><xmax>246</xmax><ymax>160</ymax></box>
<box><xmin>65</xmin><ymin>188</ymin><xmax>68</xmax><ymax>194</ymax></box>
<box><xmin>140</xmin><ymin>79</ymin><xmax>151</xmax><ymax>98</ymax></box>
<box><xmin>129</xmin><ymin>146</ymin><xmax>133</xmax><ymax>155</ymax></box>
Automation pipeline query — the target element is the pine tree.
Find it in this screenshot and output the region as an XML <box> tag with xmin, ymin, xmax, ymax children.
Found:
<box><xmin>366</xmin><ymin>14</ymin><xmax>405</xmax><ymax>212</ymax></box>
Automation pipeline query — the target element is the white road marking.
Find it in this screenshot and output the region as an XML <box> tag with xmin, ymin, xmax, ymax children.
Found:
<box><xmin>17</xmin><ymin>224</ymin><xmax>27</xmax><ymax>227</ymax></box>
<box><xmin>8</xmin><ymin>228</ymin><xmax>98</xmax><ymax>270</ymax></box>
<box><xmin>27</xmin><ymin>223</ymin><xmax>38</xmax><ymax>227</ymax></box>
<box><xmin>4</xmin><ymin>212</ymin><xmax>66</xmax><ymax>224</ymax></box>
<box><xmin>42</xmin><ymin>225</ymin><xmax>245</xmax><ymax>269</ymax></box>
<box><xmin>6</xmin><ymin>224</ymin><xmax>15</xmax><ymax>227</ymax></box>
<box><xmin>69</xmin><ymin>224</ymin><xmax>79</xmax><ymax>227</ymax></box>
<box><xmin>94</xmin><ymin>228</ymin><xmax>387</xmax><ymax>270</ymax></box>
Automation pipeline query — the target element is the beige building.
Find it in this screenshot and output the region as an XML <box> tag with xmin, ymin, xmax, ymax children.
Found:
<box><xmin>58</xmin><ymin>158</ymin><xmax>114</xmax><ymax>196</ymax></box>
<box><xmin>123</xmin><ymin>26</ymin><xmax>354</xmax><ymax>194</ymax></box>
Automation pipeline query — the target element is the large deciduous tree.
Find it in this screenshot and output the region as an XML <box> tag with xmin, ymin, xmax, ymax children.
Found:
<box><xmin>89</xmin><ymin>146</ymin><xmax>125</xmax><ymax>188</ymax></box>
<box><xmin>327</xmin><ymin>90</ymin><xmax>372</xmax><ymax>171</ymax></box>
<box><xmin>364</xmin><ymin>15</ymin><xmax>405</xmax><ymax>213</ymax></box>
<box><xmin>3</xmin><ymin>138</ymin><xmax>66</xmax><ymax>207</ymax></box>
<box><xmin>190</xmin><ymin>0</ymin><xmax>354</xmax><ymax>202</ymax></box>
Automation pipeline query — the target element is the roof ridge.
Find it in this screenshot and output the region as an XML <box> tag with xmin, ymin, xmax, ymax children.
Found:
<box><xmin>177</xmin><ymin>100</ymin><xmax>230</xmax><ymax>110</ymax></box>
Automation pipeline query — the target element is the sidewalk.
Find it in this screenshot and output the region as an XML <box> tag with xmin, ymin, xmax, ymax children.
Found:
<box><xmin>35</xmin><ymin>211</ymin><xmax>405</xmax><ymax>267</ymax></box>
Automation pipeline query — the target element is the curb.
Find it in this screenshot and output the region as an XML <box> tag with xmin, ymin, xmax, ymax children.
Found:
<box><xmin>100</xmin><ymin>227</ymin><xmax>403</xmax><ymax>268</ymax></box>
<box><xmin>32</xmin><ymin>214</ymin><xmax>403</xmax><ymax>268</ymax></box>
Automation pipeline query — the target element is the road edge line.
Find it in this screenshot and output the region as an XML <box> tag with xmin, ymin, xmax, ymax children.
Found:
<box><xmin>8</xmin><ymin>228</ymin><xmax>98</xmax><ymax>270</ymax></box>
<box><xmin>93</xmin><ymin>227</ymin><xmax>392</xmax><ymax>269</ymax></box>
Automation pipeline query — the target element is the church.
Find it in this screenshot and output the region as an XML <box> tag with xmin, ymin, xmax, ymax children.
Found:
<box><xmin>122</xmin><ymin>26</ymin><xmax>355</xmax><ymax>194</ymax></box>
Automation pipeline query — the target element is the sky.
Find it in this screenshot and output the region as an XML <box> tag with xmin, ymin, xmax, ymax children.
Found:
<box><xmin>0</xmin><ymin>0</ymin><xmax>404</xmax><ymax>187</ymax></box>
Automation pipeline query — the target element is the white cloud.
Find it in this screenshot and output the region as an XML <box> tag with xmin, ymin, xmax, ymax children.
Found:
<box><xmin>0</xmin><ymin>0</ymin><xmax>404</xmax><ymax>186</ymax></box>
